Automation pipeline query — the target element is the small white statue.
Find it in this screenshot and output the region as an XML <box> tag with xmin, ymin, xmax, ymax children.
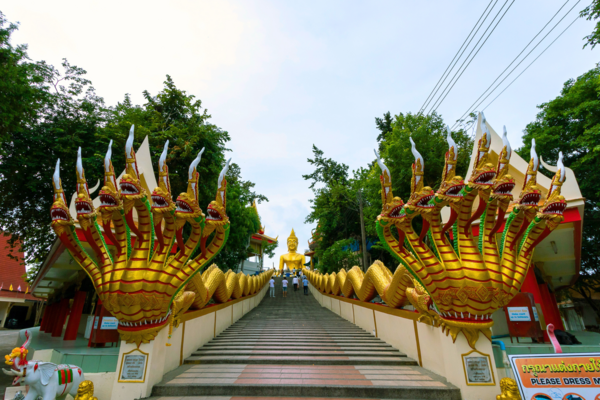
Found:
<box><xmin>3</xmin><ymin>330</ymin><xmax>86</xmax><ymax>400</ymax></box>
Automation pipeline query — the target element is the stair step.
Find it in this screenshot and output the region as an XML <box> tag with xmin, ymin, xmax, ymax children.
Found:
<box><xmin>184</xmin><ymin>356</ymin><xmax>418</xmax><ymax>365</ymax></box>
<box><xmin>151</xmin><ymin>277</ymin><xmax>458</xmax><ymax>399</ymax></box>
<box><xmin>192</xmin><ymin>350</ymin><xmax>403</xmax><ymax>357</ymax></box>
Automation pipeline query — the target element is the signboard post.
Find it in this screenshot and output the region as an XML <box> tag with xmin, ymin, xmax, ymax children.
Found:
<box><xmin>118</xmin><ymin>349</ymin><xmax>149</xmax><ymax>383</ymax></box>
<box><xmin>509</xmin><ymin>352</ymin><xmax>600</xmax><ymax>400</ymax></box>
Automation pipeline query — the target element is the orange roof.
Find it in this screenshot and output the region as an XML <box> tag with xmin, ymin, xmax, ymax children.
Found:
<box><xmin>0</xmin><ymin>235</ymin><xmax>38</xmax><ymax>300</ymax></box>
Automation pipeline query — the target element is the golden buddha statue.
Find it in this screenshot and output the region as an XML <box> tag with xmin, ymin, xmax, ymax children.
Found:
<box><xmin>279</xmin><ymin>229</ymin><xmax>305</xmax><ymax>276</ymax></box>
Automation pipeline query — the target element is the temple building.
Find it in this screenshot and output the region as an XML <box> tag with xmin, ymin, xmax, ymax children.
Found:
<box><xmin>239</xmin><ymin>201</ymin><xmax>278</xmax><ymax>274</ymax></box>
<box><xmin>0</xmin><ymin>235</ymin><xmax>40</xmax><ymax>328</ymax></box>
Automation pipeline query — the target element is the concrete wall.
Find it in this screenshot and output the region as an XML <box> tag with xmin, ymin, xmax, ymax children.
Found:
<box><xmin>109</xmin><ymin>284</ymin><xmax>269</xmax><ymax>400</ymax></box>
<box><xmin>309</xmin><ymin>284</ymin><xmax>502</xmax><ymax>400</ymax></box>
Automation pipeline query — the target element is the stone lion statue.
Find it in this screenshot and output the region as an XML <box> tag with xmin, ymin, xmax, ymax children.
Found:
<box><xmin>74</xmin><ymin>380</ymin><xmax>98</xmax><ymax>400</ymax></box>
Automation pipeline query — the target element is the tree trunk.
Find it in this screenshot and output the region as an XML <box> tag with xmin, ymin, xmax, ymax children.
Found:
<box><xmin>358</xmin><ymin>191</ymin><xmax>368</xmax><ymax>272</ymax></box>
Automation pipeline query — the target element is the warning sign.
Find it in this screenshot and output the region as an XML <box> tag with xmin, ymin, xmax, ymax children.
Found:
<box><xmin>509</xmin><ymin>352</ymin><xmax>600</xmax><ymax>400</ymax></box>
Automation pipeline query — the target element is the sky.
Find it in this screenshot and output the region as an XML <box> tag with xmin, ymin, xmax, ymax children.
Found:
<box><xmin>4</xmin><ymin>0</ymin><xmax>598</xmax><ymax>268</ymax></box>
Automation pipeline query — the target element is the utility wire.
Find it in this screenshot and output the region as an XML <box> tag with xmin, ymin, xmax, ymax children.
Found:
<box><xmin>428</xmin><ymin>0</ymin><xmax>515</xmax><ymax>114</ymax></box>
<box><xmin>481</xmin><ymin>16</ymin><xmax>580</xmax><ymax>111</ymax></box>
<box><xmin>451</xmin><ymin>0</ymin><xmax>581</xmax><ymax>129</ymax></box>
<box><xmin>418</xmin><ymin>0</ymin><xmax>497</xmax><ymax>115</ymax></box>
<box><xmin>450</xmin><ymin>0</ymin><xmax>573</xmax><ymax>128</ymax></box>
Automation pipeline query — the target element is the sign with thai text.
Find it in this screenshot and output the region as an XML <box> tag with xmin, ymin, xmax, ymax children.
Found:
<box><xmin>461</xmin><ymin>350</ymin><xmax>495</xmax><ymax>386</ymax></box>
<box><xmin>118</xmin><ymin>349</ymin><xmax>148</xmax><ymax>383</ymax></box>
<box><xmin>507</xmin><ymin>306</ymin><xmax>531</xmax><ymax>321</ymax></box>
<box><xmin>509</xmin><ymin>353</ymin><xmax>600</xmax><ymax>400</ymax></box>
<box><xmin>100</xmin><ymin>317</ymin><xmax>118</xmax><ymax>330</ymax></box>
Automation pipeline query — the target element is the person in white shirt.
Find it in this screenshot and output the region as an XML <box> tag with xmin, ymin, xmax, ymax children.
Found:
<box><xmin>269</xmin><ymin>277</ymin><xmax>275</xmax><ymax>297</ymax></box>
<box><xmin>282</xmin><ymin>277</ymin><xmax>288</xmax><ymax>298</ymax></box>
<box><xmin>292</xmin><ymin>276</ymin><xmax>299</xmax><ymax>291</ymax></box>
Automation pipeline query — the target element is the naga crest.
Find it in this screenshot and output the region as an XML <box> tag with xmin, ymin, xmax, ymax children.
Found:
<box><xmin>47</xmin><ymin>125</ymin><xmax>272</xmax><ymax>346</ymax></box>
<box><xmin>405</xmin><ymin>137</ymin><xmax>435</xmax><ymax>216</ymax></box>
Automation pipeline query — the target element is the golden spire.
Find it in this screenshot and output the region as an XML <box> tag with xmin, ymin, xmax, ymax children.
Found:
<box><xmin>288</xmin><ymin>228</ymin><xmax>298</xmax><ymax>242</ymax></box>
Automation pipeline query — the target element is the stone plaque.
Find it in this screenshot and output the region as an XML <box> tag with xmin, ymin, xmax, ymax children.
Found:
<box><xmin>462</xmin><ymin>350</ymin><xmax>495</xmax><ymax>386</ymax></box>
<box><xmin>118</xmin><ymin>349</ymin><xmax>148</xmax><ymax>382</ymax></box>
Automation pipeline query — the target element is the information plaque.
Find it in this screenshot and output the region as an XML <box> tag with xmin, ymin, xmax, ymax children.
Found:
<box><xmin>462</xmin><ymin>350</ymin><xmax>495</xmax><ymax>386</ymax></box>
<box><xmin>118</xmin><ymin>349</ymin><xmax>148</xmax><ymax>383</ymax></box>
<box><xmin>507</xmin><ymin>306</ymin><xmax>531</xmax><ymax>321</ymax></box>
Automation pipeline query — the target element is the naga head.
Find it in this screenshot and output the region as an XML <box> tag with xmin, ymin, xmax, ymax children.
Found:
<box><xmin>469</xmin><ymin>113</ymin><xmax>496</xmax><ymax>190</ymax></box>
<box><xmin>538</xmin><ymin>152</ymin><xmax>567</xmax><ymax>228</ymax></box>
<box><xmin>205</xmin><ymin>158</ymin><xmax>231</xmax><ymax>233</ymax></box>
<box><xmin>120</xmin><ymin>125</ymin><xmax>146</xmax><ymax>209</ymax></box>
<box><xmin>50</xmin><ymin>159</ymin><xmax>74</xmax><ymax>229</ymax></box>
<box><xmin>151</xmin><ymin>140</ymin><xmax>176</xmax><ymax>215</ymax></box>
<box><xmin>99</xmin><ymin>140</ymin><xmax>123</xmax><ymax>217</ymax></box>
<box><xmin>405</xmin><ymin>138</ymin><xmax>434</xmax><ymax>215</ymax></box>
<box><xmin>435</xmin><ymin>126</ymin><xmax>465</xmax><ymax>205</ymax></box>
<box><xmin>516</xmin><ymin>139</ymin><xmax>541</xmax><ymax>211</ymax></box>
<box><xmin>490</xmin><ymin>126</ymin><xmax>515</xmax><ymax>204</ymax></box>
<box><xmin>375</xmin><ymin>150</ymin><xmax>407</xmax><ymax>226</ymax></box>
<box><xmin>74</xmin><ymin>147</ymin><xmax>97</xmax><ymax>228</ymax></box>
<box><xmin>175</xmin><ymin>148</ymin><xmax>205</xmax><ymax>222</ymax></box>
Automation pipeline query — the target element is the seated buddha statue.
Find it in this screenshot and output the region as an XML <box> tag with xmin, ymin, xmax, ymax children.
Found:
<box><xmin>278</xmin><ymin>229</ymin><xmax>305</xmax><ymax>276</ymax></box>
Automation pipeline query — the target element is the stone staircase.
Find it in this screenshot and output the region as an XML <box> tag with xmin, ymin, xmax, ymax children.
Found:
<box><xmin>149</xmin><ymin>277</ymin><xmax>461</xmax><ymax>400</ymax></box>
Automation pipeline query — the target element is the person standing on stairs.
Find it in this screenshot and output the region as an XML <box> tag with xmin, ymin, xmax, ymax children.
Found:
<box><xmin>269</xmin><ymin>276</ymin><xmax>275</xmax><ymax>297</ymax></box>
<box><xmin>292</xmin><ymin>275</ymin><xmax>299</xmax><ymax>291</ymax></box>
<box><xmin>282</xmin><ymin>276</ymin><xmax>288</xmax><ymax>298</ymax></box>
<box><xmin>303</xmin><ymin>276</ymin><xmax>309</xmax><ymax>295</ymax></box>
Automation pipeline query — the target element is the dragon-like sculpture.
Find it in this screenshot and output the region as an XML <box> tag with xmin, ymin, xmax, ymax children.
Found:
<box><xmin>305</xmin><ymin>114</ymin><xmax>567</xmax><ymax>348</ymax></box>
<box><xmin>51</xmin><ymin>126</ymin><xmax>274</xmax><ymax>345</ymax></box>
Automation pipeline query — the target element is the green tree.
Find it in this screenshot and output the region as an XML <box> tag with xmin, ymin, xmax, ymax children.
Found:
<box><xmin>517</xmin><ymin>64</ymin><xmax>600</xmax><ymax>316</ymax></box>
<box><xmin>0</xmin><ymin>13</ymin><xmax>270</xmax><ymax>276</ymax></box>
<box><xmin>0</xmin><ymin>12</ymin><xmax>51</xmax><ymax>145</ymax></box>
<box><xmin>304</xmin><ymin>112</ymin><xmax>473</xmax><ymax>274</ymax></box>
<box><xmin>581</xmin><ymin>1</ymin><xmax>600</xmax><ymax>48</ymax></box>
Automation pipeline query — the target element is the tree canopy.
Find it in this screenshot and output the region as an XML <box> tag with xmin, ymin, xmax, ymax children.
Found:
<box><xmin>0</xmin><ymin>13</ymin><xmax>273</xmax><ymax>278</ymax></box>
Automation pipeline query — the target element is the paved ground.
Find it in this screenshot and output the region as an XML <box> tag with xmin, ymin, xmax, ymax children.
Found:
<box><xmin>0</xmin><ymin>330</ymin><xmax>20</xmax><ymax>396</ymax></box>
<box><xmin>150</xmin><ymin>278</ymin><xmax>461</xmax><ymax>399</ymax></box>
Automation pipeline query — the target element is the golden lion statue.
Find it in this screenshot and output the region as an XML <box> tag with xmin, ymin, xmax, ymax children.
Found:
<box><xmin>74</xmin><ymin>380</ymin><xmax>98</xmax><ymax>400</ymax></box>
<box><xmin>496</xmin><ymin>377</ymin><xmax>521</xmax><ymax>400</ymax></box>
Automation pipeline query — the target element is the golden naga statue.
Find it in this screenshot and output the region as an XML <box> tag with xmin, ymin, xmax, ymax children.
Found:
<box><xmin>50</xmin><ymin>126</ymin><xmax>273</xmax><ymax>345</ymax></box>
<box><xmin>278</xmin><ymin>229</ymin><xmax>306</xmax><ymax>275</ymax></box>
<box><xmin>305</xmin><ymin>113</ymin><xmax>567</xmax><ymax>349</ymax></box>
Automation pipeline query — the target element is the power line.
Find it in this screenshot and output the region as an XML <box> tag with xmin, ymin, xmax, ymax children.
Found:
<box><xmin>481</xmin><ymin>16</ymin><xmax>580</xmax><ymax>111</ymax></box>
<box><xmin>451</xmin><ymin>0</ymin><xmax>581</xmax><ymax>129</ymax></box>
<box><xmin>418</xmin><ymin>0</ymin><xmax>497</xmax><ymax>115</ymax></box>
<box><xmin>428</xmin><ymin>0</ymin><xmax>515</xmax><ymax>114</ymax></box>
<box><xmin>450</xmin><ymin>0</ymin><xmax>574</xmax><ymax>128</ymax></box>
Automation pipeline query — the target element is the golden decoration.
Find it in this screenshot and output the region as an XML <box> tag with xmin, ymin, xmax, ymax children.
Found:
<box><xmin>50</xmin><ymin>126</ymin><xmax>273</xmax><ymax>344</ymax></box>
<box><xmin>306</xmin><ymin>115</ymin><xmax>568</xmax><ymax>349</ymax></box>
<box><xmin>496</xmin><ymin>378</ymin><xmax>521</xmax><ymax>400</ymax></box>
<box><xmin>74</xmin><ymin>380</ymin><xmax>98</xmax><ymax>400</ymax></box>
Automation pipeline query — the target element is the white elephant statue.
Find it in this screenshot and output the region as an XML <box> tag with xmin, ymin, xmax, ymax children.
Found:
<box><xmin>3</xmin><ymin>330</ymin><xmax>86</xmax><ymax>400</ymax></box>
